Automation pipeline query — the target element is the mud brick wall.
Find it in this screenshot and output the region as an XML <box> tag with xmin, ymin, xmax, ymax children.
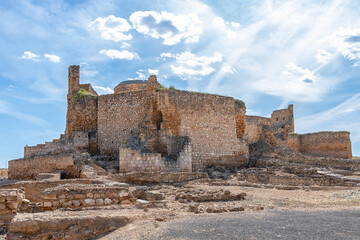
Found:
<box><xmin>38</xmin><ymin>184</ymin><xmax>133</xmax><ymax>210</ymax></box>
<box><xmin>244</xmin><ymin>116</ymin><xmax>271</xmax><ymax>144</ymax></box>
<box><xmin>114</xmin><ymin>82</ymin><xmax>147</xmax><ymax>94</ymax></box>
<box><xmin>157</xmin><ymin>90</ymin><xmax>249</xmax><ymax>170</ymax></box>
<box><xmin>8</xmin><ymin>154</ymin><xmax>76</xmax><ymax>180</ymax></box>
<box><xmin>97</xmin><ymin>91</ymin><xmax>147</xmax><ymax>154</ymax></box>
<box><xmin>287</xmin><ymin>131</ymin><xmax>352</xmax><ymax>159</ymax></box>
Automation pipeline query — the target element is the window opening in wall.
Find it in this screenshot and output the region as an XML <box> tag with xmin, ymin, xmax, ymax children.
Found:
<box><xmin>276</xmin><ymin>118</ymin><xmax>279</xmax><ymax>121</ymax></box>
<box><xmin>283</xmin><ymin>117</ymin><xmax>286</xmax><ymax>120</ymax></box>
<box><xmin>156</xmin><ymin>111</ymin><xmax>163</xmax><ymax>130</ymax></box>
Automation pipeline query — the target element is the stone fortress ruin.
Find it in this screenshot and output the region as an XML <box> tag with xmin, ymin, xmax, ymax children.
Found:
<box><xmin>8</xmin><ymin>65</ymin><xmax>352</xmax><ymax>179</ymax></box>
<box><xmin>2</xmin><ymin>65</ymin><xmax>359</xmax><ymax>239</ymax></box>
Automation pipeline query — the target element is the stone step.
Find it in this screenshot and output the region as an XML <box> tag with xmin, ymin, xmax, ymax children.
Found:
<box><xmin>317</xmin><ymin>170</ymin><xmax>360</xmax><ymax>183</ymax></box>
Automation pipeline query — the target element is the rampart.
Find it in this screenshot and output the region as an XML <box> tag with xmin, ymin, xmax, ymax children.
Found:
<box><xmin>287</xmin><ymin>131</ymin><xmax>352</xmax><ymax>159</ymax></box>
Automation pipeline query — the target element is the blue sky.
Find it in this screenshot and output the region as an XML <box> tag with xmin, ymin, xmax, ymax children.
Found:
<box><xmin>1</xmin><ymin>0</ymin><xmax>360</xmax><ymax>166</ymax></box>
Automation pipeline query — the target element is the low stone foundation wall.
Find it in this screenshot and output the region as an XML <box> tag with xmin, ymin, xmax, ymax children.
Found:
<box><xmin>35</xmin><ymin>183</ymin><xmax>133</xmax><ymax>211</ymax></box>
<box><xmin>111</xmin><ymin>172</ymin><xmax>208</xmax><ymax>184</ymax></box>
<box><xmin>8</xmin><ymin>154</ymin><xmax>77</xmax><ymax>180</ymax></box>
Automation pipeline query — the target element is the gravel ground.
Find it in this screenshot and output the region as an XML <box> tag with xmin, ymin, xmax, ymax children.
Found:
<box><xmin>141</xmin><ymin>208</ymin><xmax>360</xmax><ymax>240</ymax></box>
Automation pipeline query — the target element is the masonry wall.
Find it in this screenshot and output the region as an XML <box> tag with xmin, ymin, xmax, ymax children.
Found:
<box><xmin>287</xmin><ymin>131</ymin><xmax>352</xmax><ymax>159</ymax></box>
<box><xmin>270</xmin><ymin>104</ymin><xmax>294</xmax><ymax>142</ymax></box>
<box><xmin>65</xmin><ymin>66</ymin><xmax>98</xmax><ymax>139</ymax></box>
<box><xmin>244</xmin><ymin>116</ymin><xmax>271</xmax><ymax>144</ymax></box>
<box><xmin>114</xmin><ymin>83</ymin><xmax>147</xmax><ymax>94</ymax></box>
<box><xmin>157</xmin><ymin>90</ymin><xmax>249</xmax><ymax>170</ymax></box>
<box><xmin>97</xmin><ymin>91</ymin><xmax>147</xmax><ymax>154</ymax></box>
<box><xmin>119</xmin><ymin>140</ymin><xmax>192</xmax><ymax>173</ymax></box>
<box><xmin>8</xmin><ymin>154</ymin><xmax>77</xmax><ymax>180</ymax></box>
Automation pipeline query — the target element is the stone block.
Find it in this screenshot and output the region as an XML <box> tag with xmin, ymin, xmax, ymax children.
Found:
<box><xmin>73</xmin><ymin>200</ymin><xmax>81</xmax><ymax>207</ymax></box>
<box><xmin>104</xmin><ymin>198</ymin><xmax>112</xmax><ymax>205</ymax></box>
<box><xmin>95</xmin><ymin>199</ymin><xmax>104</xmax><ymax>206</ymax></box>
<box><xmin>43</xmin><ymin>202</ymin><xmax>52</xmax><ymax>208</ymax></box>
<box><xmin>84</xmin><ymin>199</ymin><xmax>95</xmax><ymax>206</ymax></box>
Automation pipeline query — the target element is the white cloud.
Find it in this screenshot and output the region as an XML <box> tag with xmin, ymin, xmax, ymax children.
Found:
<box><xmin>44</xmin><ymin>54</ymin><xmax>60</xmax><ymax>63</ymax></box>
<box><xmin>327</xmin><ymin>28</ymin><xmax>360</xmax><ymax>66</ymax></box>
<box><xmin>89</xmin><ymin>15</ymin><xmax>132</xmax><ymax>42</ymax></box>
<box><xmin>220</xmin><ymin>64</ymin><xmax>236</xmax><ymax>74</ymax></box>
<box><xmin>160</xmin><ymin>52</ymin><xmax>172</xmax><ymax>58</ymax></box>
<box><xmin>21</xmin><ymin>51</ymin><xmax>40</xmax><ymax>61</ymax></box>
<box><xmin>148</xmin><ymin>69</ymin><xmax>158</xmax><ymax>75</ymax></box>
<box><xmin>93</xmin><ymin>85</ymin><xmax>113</xmax><ymax>95</ymax></box>
<box><xmin>165</xmin><ymin>51</ymin><xmax>222</xmax><ymax>79</ymax></box>
<box><xmin>129</xmin><ymin>11</ymin><xmax>202</xmax><ymax>45</ymax></box>
<box><xmin>128</xmin><ymin>69</ymin><xmax>147</xmax><ymax>80</ymax></box>
<box><xmin>212</xmin><ymin>17</ymin><xmax>239</xmax><ymax>38</ymax></box>
<box><xmin>315</xmin><ymin>49</ymin><xmax>332</xmax><ymax>64</ymax></box>
<box><xmin>99</xmin><ymin>49</ymin><xmax>139</xmax><ymax>60</ymax></box>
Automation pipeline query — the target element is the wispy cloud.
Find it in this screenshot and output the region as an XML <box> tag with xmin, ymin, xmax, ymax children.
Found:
<box><xmin>316</xmin><ymin>49</ymin><xmax>332</xmax><ymax>64</ymax></box>
<box><xmin>0</xmin><ymin>100</ymin><xmax>48</xmax><ymax>126</ymax></box>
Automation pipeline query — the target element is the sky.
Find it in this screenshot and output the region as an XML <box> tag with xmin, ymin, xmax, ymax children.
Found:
<box><xmin>1</xmin><ymin>0</ymin><xmax>360</xmax><ymax>166</ymax></box>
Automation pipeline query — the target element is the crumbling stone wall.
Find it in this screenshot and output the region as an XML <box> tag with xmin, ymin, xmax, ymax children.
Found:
<box><xmin>287</xmin><ymin>131</ymin><xmax>352</xmax><ymax>159</ymax></box>
<box><xmin>270</xmin><ymin>104</ymin><xmax>294</xmax><ymax>142</ymax></box>
<box><xmin>244</xmin><ymin>116</ymin><xmax>271</xmax><ymax>144</ymax></box>
<box><xmin>119</xmin><ymin>137</ymin><xmax>192</xmax><ymax>173</ymax></box>
<box><xmin>235</xmin><ymin>100</ymin><xmax>246</xmax><ymax>138</ymax></box>
<box><xmin>8</xmin><ymin>154</ymin><xmax>77</xmax><ymax>180</ymax></box>
<box><xmin>157</xmin><ymin>90</ymin><xmax>249</xmax><ymax>170</ymax></box>
<box><xmin>97</xmin><ymin>91</ymin><xmax>147</xmax><ymax>154</ymax></box>
<box><xmin>24</xmin><ymin>132</ymin><xmax>89</xmax><ymax>158</ymax></box>
<box><xmin>0</xmin><ymin>189</ymin><xmax>21</xmax><ymax>232</ymax></box>
<box><xmin>65</xmin><ymin>65</ymin><xmax>98</xmax><ymax>139</ymax></box>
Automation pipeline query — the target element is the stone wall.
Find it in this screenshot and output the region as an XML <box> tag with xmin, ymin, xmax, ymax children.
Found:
<box><xmin>24</xmin><ymin>132</ymin><xmax>88</xmax><ymax>158</ymax></box>
<box><xmin>270</xmin><ymin>104</ymin><xmax>294</xmax><ymax>142</ymax></box>
<box><xmin>0</xmin><ymin>169</ymin><xmax>8</xmax><ymax>179</ymax></box>
<box><xmin>287</xmin><ymin>131</ymin><xmax>352</xmax><ymax>159</ymax></box>
<box><xmin>38</xmin><ymin>183</ymin><xmax>133</xmax><ymax>211</ymax></box>
<box><xmin>244</xmin><ymin>116</ymin><xmax>271</xmax><ymax>144</ymax></box>
<box><xmin>0</xmin><ymin>189</ymin><xmax>21</xmax><ymax>232</ymax></box>
<box><xmin>8</xmin><ymin>154</ymin><xmax>77</xmax><ymax>180</ymax></box>
<box><xmin>119</xmin><ymin>137</ymin><xmax>192</xmax><ymax>173</ymax></box>
<box><xmin>157</xmin><ymin>90</ymin><xmax>249</xmax><ymax>170</ymax></box>
<box><xmin>97</xmin><ymin>91</ymin><xmax>147</xmax><ymax>154</ymax></box>
<box><xmin>114</xmin><ymin>81</ymin><xmax>148</xmax><ymax>94</ymax></box>
<box><xmin>65</xmin><ymin>65</ymin><xmax>98</xmax><ymax>139</ymax></box>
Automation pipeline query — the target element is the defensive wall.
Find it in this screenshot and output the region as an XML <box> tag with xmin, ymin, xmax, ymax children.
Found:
<box><xmin>287</xmin><ymin>131</ymin><xmax>352</xmax><ymax>159</ymax></box>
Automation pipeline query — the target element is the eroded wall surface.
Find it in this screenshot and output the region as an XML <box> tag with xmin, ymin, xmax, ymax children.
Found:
<box><xmin>287</xmin><ymin>131</ymin><xmax>352</xmax><ymax>159</ymax></box>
